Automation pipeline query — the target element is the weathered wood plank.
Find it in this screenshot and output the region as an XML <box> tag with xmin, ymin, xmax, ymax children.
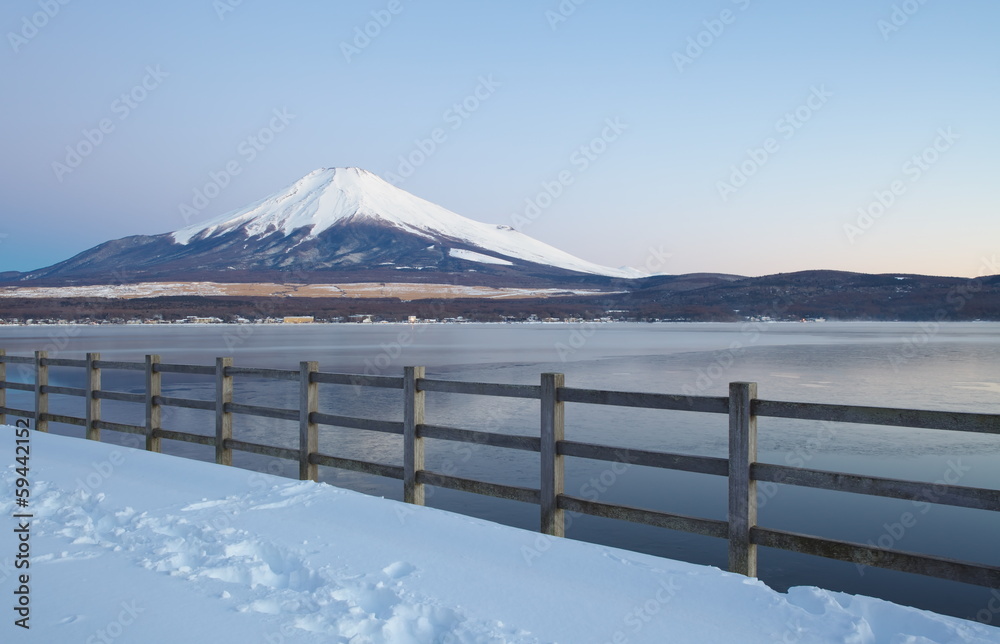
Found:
<box><xmin>416</xmin><ymin>470</ymin><xmax>541</xmax><ymax>505</ymax></box>
<box><xmin>94</xmin><ymin>360</ymin><xmax>145</xmax><ymax>372</ymax></box>
<box><xmin>225</xmin><ymin>438</ymin><xmax>298</xmax><ymax>461</ymax></box>
<box><xmin>226</xmin><ymin>402</ymin><xmax>299</xmax><ymax>421</ymax></box>
<box><xmin>558</xmin><ymin>440</ymin><xmax>729</xmax><ymax>476</ymax></box>
<box><xmin>42</xmin><ymin>358</ymin><xmax>87</xmax><ymax>368</ymax></box>
<box><xmin>154</xmin><ymin>396</ymin><xmax>216</xmax><ymax>411</ymax></box>
<box><xmin>1</xmin><ymin>382</ymin><xmax>35</xmax><ymax>392</ymax></box>
<box><xmin>40</xmin><ymin>412</ymin><xmax>86</xmax><ymax>427</ymax></box>
<box><xmin>755</xmin><ymin>399</ymin><xmax>1000</xmax><ymax>434</ymax></box>
<box><xmin>311</xmin><ymin>372</ymin><xmax>404</xmax><ymax>389</ymax></box>
<box><xmin>86</xmin><ymin>353</ymin><xmax>101</xmax><ymax>441</ymax></box>
<box><xmin>35</xmin><ymin>351</ymin><xmax>48</xmax><ymax>432</ymax></box>
<box><xmin>299</xmin><ymin>361</ymin><xmax>319</xmax><ymax>481</ymax></box>
<box><xmin>752</xmin><ymin>462</ymin><xmax>1000</xmax><ymax>512</ymax></box>
<box><xmin>154</xmin><ymin>429</ymin><xmax>216</xmax><ymax>447</ymax></box>
<box><xmin>145</xmin><ymin>355</ymin><xmax>161</xmax><ymax>453</ymax></box>
<box><xmin>309</xmin><ymin>453</ymin><xmax>404</xmax><ymax>480</ymax></box>
<box><xmin>729</xmin><ymin>382</ymin><xmax>758</xmax><ymax>577</ymax></box>
<box><xmin>751</xmin><ymin>527</ymin><xmax>1000</xmax><ymax>588</ymax></box>
<box><xmin>418</xmin><ymin>424</ymin><xmax>541</xmax><ymax>452</ymax></box>
<box><xmin>226</xmin><ymin>366</ymin><xmax>300</xmax><ymax>381</ymax></box>
<box><xmin>0</xmin><ymin>355</ymin><xmax>34</xmax><ymax>365</ymax></box>
<box><xmin>404</xmin><ymin>366</ymin><xmax>426</xmax><ymax>505</ymax></box>
<box><xmin>41</xmin><ymin>385</ymin><xmax>86</xmax><ymax>397</ymax></box>
<box><xmin>541</xmin><ymin>373</ymin><xmax>565</xmax><ymax>537</ymax></box>
<box><xmin>558</xmin><ymin>495</ymin><xmax>729</xmax><ymax>539</ymax></box>
<box><xmin>418</xmin><ymin>378</ymin><xmax>541</xmax><ymax>400</ymax></box>
<box><xmin>559</xmin><ymin>387</ymin><xmax>729</xmax><ymax>414</ymax></box>
<box><xmin>94</xmin><ymin>390</ymin><xmax>146</xmax><ymax>404</ymax></box>
<box><xmin>154</xmin><ymin>363</ymin><xmax>216</xmax><ymax>376</ymax></box>
<box><xmin>216</xmin><ymin>357</ymin><xmax>233</xmax><ymax>466</ymax></box>
<box><xmin>312</xmin><ymin>412</ymin><xmax>403</xmax><ymax>435</ymax></box>
<box><xmin>93</xmin><ymin>420</ymin><xmax>145</xmax><ymax>435</ymax></box>
<box><xmin>0</xmin><ymin>407</ymin><xmax>35</xmax><ymax>419</ymax></box>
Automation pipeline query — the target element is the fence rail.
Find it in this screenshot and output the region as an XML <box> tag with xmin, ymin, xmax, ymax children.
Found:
<box><xmin>1</xmin><ymin>348</ymin><xmax>999</xmax><ymax>590</ymax></box>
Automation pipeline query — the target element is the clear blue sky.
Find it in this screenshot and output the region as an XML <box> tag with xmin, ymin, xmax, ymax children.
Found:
<box><xmin>1</xmin><ymin>0</ymin><xmax>997</xmax><ymax>278</ymax></box>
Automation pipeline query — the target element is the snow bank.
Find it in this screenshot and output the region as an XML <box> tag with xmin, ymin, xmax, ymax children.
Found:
<box><xmin>1</xmin><ymin>429</ymin><xmax>997</xmax><ymax>643</ymax></box>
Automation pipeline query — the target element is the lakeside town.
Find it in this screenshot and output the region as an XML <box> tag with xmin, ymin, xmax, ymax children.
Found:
<box><xmin>0</xmin><ymin>313</ymin><xmax>818</xmax><ymax>326</ymax></box>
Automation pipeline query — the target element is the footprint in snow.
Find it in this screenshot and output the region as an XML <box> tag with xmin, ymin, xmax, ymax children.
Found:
<box><xmin>382</xmin><ymin>561</ymin><xmax>416</xmax><ymax>580</ymax></box>
<box><xmin>181</xmin><ymin>498</ymin><xmax>233</xmax><ymax>511</ymax></box>
<box><xmin>11</xmin><ymin>475</ymin><xmax>543</xmax><ymax>643</ymax></box>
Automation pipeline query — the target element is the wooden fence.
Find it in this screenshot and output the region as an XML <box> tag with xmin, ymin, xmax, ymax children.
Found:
<box><xmin>1</xmin><ymin>348</ymin><xmax>999</xmax><ymax>588</ymax></box>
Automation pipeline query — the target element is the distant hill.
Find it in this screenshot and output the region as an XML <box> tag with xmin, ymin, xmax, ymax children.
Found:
<box><xmin>615</xmin><ymin>270</ymin><xmax>1000</xmax><ymax>321</ymax></box>
<box><xmin>2</xmin><ymin>167</ymin><xmax>643</xmax><ymax>289</ymax></box>
<box><xmin>1</xmin><ymin>270</ymin><xmax>997</xmax><ymax>322</ymax></box>
<box><xmin>1</xmin><ymin>167</ymin><xmax>996</xmax><ymax>322</ymax></box>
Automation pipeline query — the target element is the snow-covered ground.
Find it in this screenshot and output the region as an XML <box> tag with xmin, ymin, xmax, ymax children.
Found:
<box><xmin>2</xmin><ymin>429</ymin><xmax>998</xmax><ymax>643</ymax></box>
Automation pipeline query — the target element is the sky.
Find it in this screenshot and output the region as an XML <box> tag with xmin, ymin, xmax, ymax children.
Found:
<box><xmin>1</xmin><ymin>0</ymin><xmax>997</xmax><ymax>278</ymax></box>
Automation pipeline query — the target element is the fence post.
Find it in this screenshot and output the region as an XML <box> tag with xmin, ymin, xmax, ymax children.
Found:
<box><xmin>35</xmin><ymin>350</ymin><xmax>48</xmax><ymax>432</ymax></box>
<box><xmin>541</xmin><ymin>372</ymin><xmax>566</xmax><ymax>537</ymax></box>
<box><xmin>0</xmin><ymin>349</ymin><xmax>6</xmax><ymax>427</ymax></box>
<box><xmin>728</xmin><ymin>381</ymin><xmax>758</xmax><ymax>577</ymax></box>
<box><xmin>403</xmin><ymin>366</ymin><xmax>426</xmax><ymax>505</ymax></box>
<box><xmin>145</xmin><ymin>355</ymin><xmax>161</xmax><ymax>452</ymax></box>
<box><xmin>86</xmin><ymin>352</ymin><xmax>101</xmax><ymax>441</ymax></box>
<box><xmin>299</xmin><ymin>361</ymin><xmax>319</xmax><ymax>481</ymax></box>
<box><xmin>216</xmin><ymin>357</ymin><xmax>233</xmax><ymax>466</ymax></box>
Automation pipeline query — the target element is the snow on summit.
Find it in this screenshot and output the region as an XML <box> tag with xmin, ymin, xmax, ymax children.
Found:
<box><xmin>172</xmin><ymin>167</ymin><xmax>642</xmax><ymax>278</ymax></box>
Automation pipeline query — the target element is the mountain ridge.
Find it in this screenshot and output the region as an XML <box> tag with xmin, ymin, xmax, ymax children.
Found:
<box><xmin>8</xmin><ymin>167</ymin><xmax>642</xmax><ymax>287</ymax></box>
<box><xmin>2</xmin><ymin>269</ymin><xmax>998</xmax><ymax>323</ymax></box>
<box><xmin>3</xmin><ymin>167</ymin><xmax>997</xmax><ymax>322</ymax></box>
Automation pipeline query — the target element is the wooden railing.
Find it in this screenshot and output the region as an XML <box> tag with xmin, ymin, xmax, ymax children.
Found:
<box><xmin>1</xmin><ymin>348</ymin><xmax>999</xmax><ymax>588</ymax></box>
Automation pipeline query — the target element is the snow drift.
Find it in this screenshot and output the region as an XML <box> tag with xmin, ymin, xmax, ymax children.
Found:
<box><xmin>1</xmin><ymin>429</ymin><xmax>997</xmax><ymax>643</ymax></box>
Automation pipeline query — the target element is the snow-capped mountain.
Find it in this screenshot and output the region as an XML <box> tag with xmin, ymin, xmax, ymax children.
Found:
<box><xmin>14</xmin><ymin>168</ymin><xmax>644</xmax><ymax>287</ymax></box>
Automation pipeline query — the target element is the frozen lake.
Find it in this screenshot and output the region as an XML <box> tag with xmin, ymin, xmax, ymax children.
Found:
<box><xmin>2</xmin><ymin>321</ymin><xmax>999</xmax><ymax>621</ymax></box>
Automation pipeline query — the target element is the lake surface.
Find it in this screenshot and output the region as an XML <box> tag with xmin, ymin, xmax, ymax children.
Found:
<box><xmin>2</xmin><ymin>321</ymin><xmax>999</xmax><ymax>622</ymax></box>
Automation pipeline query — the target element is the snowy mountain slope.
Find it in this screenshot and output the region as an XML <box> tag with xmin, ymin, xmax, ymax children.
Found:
<box><xmin>446</xmin><ymin>248</ymin><xmax>514</xmax><ymax>265</ymax></box>
<box><xmin>172</xmin><ymin>167</ymin><xmax>640</xmax><ymax>279</ymax></box>
<box><xmin>11</xmin><ymin>167</ymin><xmax>644</xmax><ymax>287</ymax></box>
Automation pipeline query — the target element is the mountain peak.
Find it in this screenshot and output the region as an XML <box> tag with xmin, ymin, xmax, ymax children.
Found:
<box><xmin>171</xmin><ymin>168</ymin><xmax>643</xmax><ymax>278</ymax></box>
<box><xmin>305</xmin><ymin>166</ymin><xmax>381</xmax><ymax>185</ymax></box>
<box><xmin>173</xmin><ymin>167</ymin><xmax>394</xmax><ymax>245</ymax></box>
